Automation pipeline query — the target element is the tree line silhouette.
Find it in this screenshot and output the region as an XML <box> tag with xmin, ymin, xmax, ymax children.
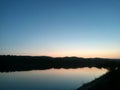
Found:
<box><xmin>0</xmin><ymin>55</ymin><xmax>120</xmax><ymax>72</ymax></box>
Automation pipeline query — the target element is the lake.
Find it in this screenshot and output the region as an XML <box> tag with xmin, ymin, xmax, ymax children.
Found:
<box><xmin>0</xmin><ymin>67</ymin><xmax>107</xmax><ymax>90</ymax></box>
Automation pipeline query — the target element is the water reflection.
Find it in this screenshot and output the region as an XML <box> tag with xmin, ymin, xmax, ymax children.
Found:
<box><xmin>0</xmin><ymin>67</ymin><xmax>107</xmax><ymax>90</ymax></box>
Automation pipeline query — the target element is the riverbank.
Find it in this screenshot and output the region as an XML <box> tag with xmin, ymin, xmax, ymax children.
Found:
<box><xmin>76</xmin><ymin>67</ymin><xmax>120</xmax><ymax>90</ymax></box>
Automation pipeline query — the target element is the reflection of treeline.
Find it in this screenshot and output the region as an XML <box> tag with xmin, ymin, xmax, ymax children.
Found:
<box><xmin>0</xmin><ymin>55</ymin><xmax>120</xmax><ymax>72</ymax></box>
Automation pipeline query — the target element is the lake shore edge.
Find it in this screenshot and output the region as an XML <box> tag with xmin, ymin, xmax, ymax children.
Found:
<box><xmin>76</xmin><ymin>67</ymin><xmax>120</xmax><ymax>90</ymax></box>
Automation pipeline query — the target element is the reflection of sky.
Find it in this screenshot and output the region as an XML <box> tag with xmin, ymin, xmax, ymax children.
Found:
<box><xmin>0</xmin><ymin>0</ymin><xmax>120</xmax><ymax>58</ymax></box>
<box><xmin>0</xmin><ymin>68</ymin><xmax>107</xmax><ymax>90</ymax></box>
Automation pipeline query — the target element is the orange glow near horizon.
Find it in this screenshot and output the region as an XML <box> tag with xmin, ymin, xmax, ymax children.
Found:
<box><xmin>29</xmin><ymin>50</ymin><xmax>120</xmax><ymax>59</ymax></box>
<box><xmin>9</xmin><ymin>48</ymin><xmax>120</xmax><ymax>59</ymax></box>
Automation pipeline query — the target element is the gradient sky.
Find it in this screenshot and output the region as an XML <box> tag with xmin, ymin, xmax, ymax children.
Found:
<box><xmin>0</xmin><ymin>0</ymin><xmax>120</xmax><ymax>58</ymax></box>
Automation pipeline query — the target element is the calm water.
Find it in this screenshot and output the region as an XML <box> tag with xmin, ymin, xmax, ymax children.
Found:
<box><xmin>0</xmin><ymin>67</ymin><xmax>107</xmax><ymax>90</ymax></box>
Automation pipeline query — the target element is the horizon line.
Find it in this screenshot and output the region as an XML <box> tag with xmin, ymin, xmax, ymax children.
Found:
<box><xmin>0</xmin><ymin>55</ymin><xmax>120</xmax><ymax>59</ymax></box>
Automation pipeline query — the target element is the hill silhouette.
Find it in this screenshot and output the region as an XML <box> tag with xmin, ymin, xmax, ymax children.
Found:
<box><xmin>0</xmin><ymin>55</ymin><xmax>120</xmax><ymax>72</ymax></box>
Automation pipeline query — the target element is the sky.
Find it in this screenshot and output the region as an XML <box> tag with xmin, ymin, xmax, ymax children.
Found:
<box><xmin>0</xmin><ymin>0</ymin><xmax>120</xmax><ymax>58</ymax></box>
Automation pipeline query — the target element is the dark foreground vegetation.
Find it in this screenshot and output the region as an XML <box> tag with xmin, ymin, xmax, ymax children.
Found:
<box><xmin>77</xmin><ymin>67</ymin><xmax>120</xmax><ymax>90</ymax></box>
<box><xmin>0</xmin><ymin>55</ymin><xmax>120</xmax><ymax>72</ymax></box>
<box><xmin>74</xmin><ymin>56</ymin><xmax>120</xmax><ymax>90</ymax></box>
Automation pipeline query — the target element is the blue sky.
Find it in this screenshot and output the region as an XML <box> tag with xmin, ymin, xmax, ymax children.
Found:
<box><xmin>0</xmin><ymin>0</ymin><xmax>120</xmax><ymax>58</ymax></box>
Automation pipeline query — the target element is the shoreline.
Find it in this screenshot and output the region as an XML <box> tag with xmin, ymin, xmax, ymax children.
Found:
<box><xmin>76</xmin><ymin>67</ymin><xmax>120</xmax><ymax>90</ymax></box>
